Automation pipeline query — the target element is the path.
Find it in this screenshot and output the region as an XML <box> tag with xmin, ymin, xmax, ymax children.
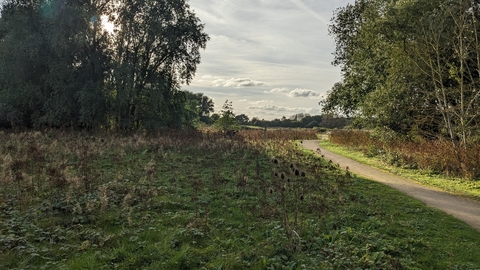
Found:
<box><xmin>302</xmin><ymin>140</ymin><xmax>480</xmax><ymax>231</ymax></box>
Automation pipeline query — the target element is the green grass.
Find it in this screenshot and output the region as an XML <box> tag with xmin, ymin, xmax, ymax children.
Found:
<box><xmin>319</xmin><ymin>138</ymin><xmax>480</xmax><ymax>201</ymax></box>
<box><xmin>1</xmin><ymin>130</ymin><xmax>480</xmax><ymax>269</ymax></box>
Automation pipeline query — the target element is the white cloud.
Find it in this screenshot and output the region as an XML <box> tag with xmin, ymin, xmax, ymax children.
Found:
<box><xmin>288</xmin><ymin>88</ymin><xmax>320</xmax><ymax>98</ymax></box>
<box><xmin>238</xmin><ymin>99</ymin><xmax>247</xmax><ymax>102</ymax></box>
<box><xmin>249</xmin><ymin>100</ymin><xmax>274</xmax><ymax>105</ymax></box>
<box><xmin>247</xmin><ymin>104</ymin><xmax>321</xmax><ymax>115</ymax></box>
<box><xmin>289</xmin><ymin>0</ymin><xmax>329</xmax><ymax>25</ymax></box>
<box><xmin>211</xmin><ymin>77</ymin><xmax>266</xmax><ymax>88</ymax></box>
<box><xmin>248</xmin><ymin>105</ymin><xmax>289</xmax><ymax>112</ymax></box>
<box><xmin>265</xmin><ymin>88</ymin><xmax>289</xmax><ymax>94</ymax></box>
<box><xmin>265</xmin><ymin>87</ymin><xmax>320</xmax><ymax>98</ymax></box>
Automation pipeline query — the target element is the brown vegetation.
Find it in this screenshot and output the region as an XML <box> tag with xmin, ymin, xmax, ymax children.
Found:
<box><xmin>330</xmin><ymin>129</ymin><xmax>480</xmax><ymax>179</ymax></box>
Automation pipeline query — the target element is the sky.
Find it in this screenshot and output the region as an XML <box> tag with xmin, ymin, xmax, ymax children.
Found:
<box><xmin>184</xmin><ymin>0</ymin><xmax>354</xmax><ymax>120</ymax></box>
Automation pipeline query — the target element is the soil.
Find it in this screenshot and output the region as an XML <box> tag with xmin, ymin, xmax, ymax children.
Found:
<box><xmin>301</xmin><ymin>140</ymin><xmax>480</xmax><ymax>231</ymax></box>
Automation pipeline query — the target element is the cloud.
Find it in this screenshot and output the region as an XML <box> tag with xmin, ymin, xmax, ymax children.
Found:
<box><xmin>247</xmin><ymin>104</ymin><xmax>321</xmax><ymax>115</ymax></box>
<box><xmin>264</xmin><ymin>88</ymin><xmax>289</xmax><ymax>94</ymax></box>
<box><xmin>248</xmin><ymin>105</ymin><xmax>288</xmax><ymax>112</ymax></box>
<box><xmin>249</xmin><ymin>100</ymin><xmax>274</xmax><ymax>105</ymax></box>
<box><xmin>288</xmin><ymin>88</ymin><xmax>320</xmax><ymax>98</ymax></box>
<box><xmin>289</xmin><ymin>0</ymin><xmax>329</xmax><ymax>25</ymax></box>
<box><xmin>238</xmin><ymin>99</ymin><xmax>247</xmax><ymax>102</ymax></box>
<box><xmin>265</xmin><ymin>87</ymin><xmax>320</xmax><ymax>98</ymax></box>
<box><xmin>212</xmin><ymin>77</ymin><xmax>267</xmax><ymax>88</ymax></box>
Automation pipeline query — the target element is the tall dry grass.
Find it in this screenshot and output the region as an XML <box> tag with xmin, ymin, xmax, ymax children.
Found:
<box><xmin>330</xmin><ymin>129</ymin><xmax>480</xmax><ymax>179</ymax></box>
<box><xmin>0</xmin><ymin>128</ymin><xmax>319</xmax><ymax>208</ymax></box>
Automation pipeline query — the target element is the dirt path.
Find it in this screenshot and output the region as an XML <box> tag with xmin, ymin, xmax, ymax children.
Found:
<box><xmin>302</xmin><ymin>140</ymin><xmax>480</xmax><ymax>231</ymax></box>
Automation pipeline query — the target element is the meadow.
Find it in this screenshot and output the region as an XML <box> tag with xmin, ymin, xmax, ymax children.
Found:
<box><xmin>1</xmin><ymin>129</ymin><xmax>480</xmax><ymax>269</ymax></box>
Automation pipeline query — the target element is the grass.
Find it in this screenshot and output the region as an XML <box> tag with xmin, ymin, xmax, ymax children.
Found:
<box><xmin>1</xmin><ymin>129</ymin><xmax>480</xmax><ymax>269</ymax></box>
<box><xmin>319</xmin><ymin>137</ymin><xmax>480</xmax><ymax>201</ymax></box>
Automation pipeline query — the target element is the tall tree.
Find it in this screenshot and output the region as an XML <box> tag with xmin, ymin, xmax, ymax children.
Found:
<box><xmin>0</xmin><ymin>0</ymin><xmax>112</xmax><ymax>128</ymax></box>
<box><xmin>108</xmin><ymin>0</ymin><xmax>209</xmax><ymax>130</ymax></box>
<box><xmin>410</xmin><ymin>0</ymin><xmax>480</xmax><ymax>146</ymax></box>
<box><xmin>215</xmin><ymin>100</ymin><xmax>240</xmax><ymax>131</ymax></box>
<box><xmin>0</xmin><ymin>0</ymin><xmax>209</xmax><ymax>130</ymax></box>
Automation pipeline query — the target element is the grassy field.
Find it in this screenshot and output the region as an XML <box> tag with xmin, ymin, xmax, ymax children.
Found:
<box><xmin>1</xmin><ymin>129</ymin><xmax>480</xmax><ymax>269</ymax></box>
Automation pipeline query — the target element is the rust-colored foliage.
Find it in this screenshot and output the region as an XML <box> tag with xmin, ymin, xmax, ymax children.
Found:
<box><xmin>330</xmin><ymin>129</ymin><xmax>480</xmax><ymax>179</ymax></box>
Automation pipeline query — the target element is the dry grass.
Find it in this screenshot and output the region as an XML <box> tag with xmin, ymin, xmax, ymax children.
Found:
<box><xmin>330</xmin><ymin>129</ymin><xmax>480</xmax><ymax>179</ymax></box>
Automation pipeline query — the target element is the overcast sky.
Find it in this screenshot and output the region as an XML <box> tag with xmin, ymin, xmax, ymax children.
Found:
<box><xmin>184</xmin><ymin>0</ymin><xmax>354</xmax><ymax>120</ymax></box>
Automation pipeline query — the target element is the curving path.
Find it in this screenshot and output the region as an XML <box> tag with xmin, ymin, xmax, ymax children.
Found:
<box><xmin>302</xmin><ymin>140</ymin><xmax>480</xmax><ymax>231</ymax></box>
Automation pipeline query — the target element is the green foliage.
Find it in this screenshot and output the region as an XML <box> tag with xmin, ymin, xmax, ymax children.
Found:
<box><xmin>214</xmin><ymin>100</ymin><xmax>240</xmax><ymax>131</ymax></box>
<box><xmin>305</xmin><ymin>120</ymin><xmax>319</xmax><ymax>128</ymax></box>
<box><xmin>247</xmin><ymin>114</ymin><xmax>349</xmax><ymax>129</ymax></box>
<box><xmin>0</xmin><ymin>0</ymin><xmax>209</xmax><ymax>130</ymax></box>
<box><xmin>235</xmin><ymin>113</ymin><xmax>249</xmax><ymax>125</ymax></box>
<box><xmin>323</xmin><ymin>0</ymin><xmax>480</xmax><ymax>145</ymax></box>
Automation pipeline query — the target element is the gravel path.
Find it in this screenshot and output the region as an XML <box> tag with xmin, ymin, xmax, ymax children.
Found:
<box><xmin>302</xmin><ymin>140</ymin><xmax>480</xmax><ymax>231</ymax></box>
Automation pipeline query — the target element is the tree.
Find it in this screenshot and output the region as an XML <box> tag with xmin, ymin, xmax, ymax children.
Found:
<box><xmin>0</xmin><ymin>0</ymin><xmax>209</xmax><ymax>130</ymax></box>
<box><xmin>210</xmin><ymin>113</ymin><xmax>220</xmax><ymax>123</ymax></box>
<box><xmin>235</xmin><ymin>114</ymin><xmax>249</xmax><ymax>125</ymax></box>
<box><xmin>409</xmin><ymin>0</ymin><xmax>480</xmax><ymax>146</ymax></box>
<box><xmin>321</xmin><ymin>0</ymin><xmax>387</xmax><ymax>117</ymax></box>
<box><xmin>184</xmin><ymin>91</ymin><xmax>214</xmax><ymax>124</ymax></box>
<box><xmin>306</xmin><ymin>120</ymin><xmax>319</xmax><ymax>128</ymax></box>
<box><xmin>0</xmin><ymin>0</ymin><xmax>110</xmax><ymax>128</ymax></box>
<box><xmin>108</xmin><ymin>0</ymin><xmax>209</xmax><ymax>130</ymax></box>
<box><xmin>185</xmin><ymin>91</ymin><xmax>214</xmax><ymax>124</ymax></box>
<box><xmin>322</xmin><ymin>0</ymin><xmax>455</xmax><ymax>135</ymax></box>
<box><xmin>250</xmin><ymin>117</ymin><xmax>259</xmax><ymax>126</ymax></box>
<box><xmin>215</xmin><ymin>100</ymin><xmax>240</xmax><ymax>131</ymax></box>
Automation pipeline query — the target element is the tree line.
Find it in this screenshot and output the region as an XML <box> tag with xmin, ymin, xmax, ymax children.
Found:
<box><xmin>0</xmin><ymin>0</ymin><xmax>209</xmax><ymax>130</ymax></box>
<box><xmin>198</xmin><ymin>100</ymin><xmax>348</xmax><ymax>130</ymax></box>
<box><xmin>322</xmin><ymin>0</ymin><xmax>480</xmax><ymax>147</ymax></box>
<box><xmin>206</xmin><ymin>106</ymin><xmax>348</xmax><ymax>129</ymax></box>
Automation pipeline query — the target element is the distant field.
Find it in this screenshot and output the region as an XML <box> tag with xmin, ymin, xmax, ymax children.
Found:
<box><xmin>1</xmin><ymin>129</ymin><xmax>479</xmax><ymax>269</ymax></box>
